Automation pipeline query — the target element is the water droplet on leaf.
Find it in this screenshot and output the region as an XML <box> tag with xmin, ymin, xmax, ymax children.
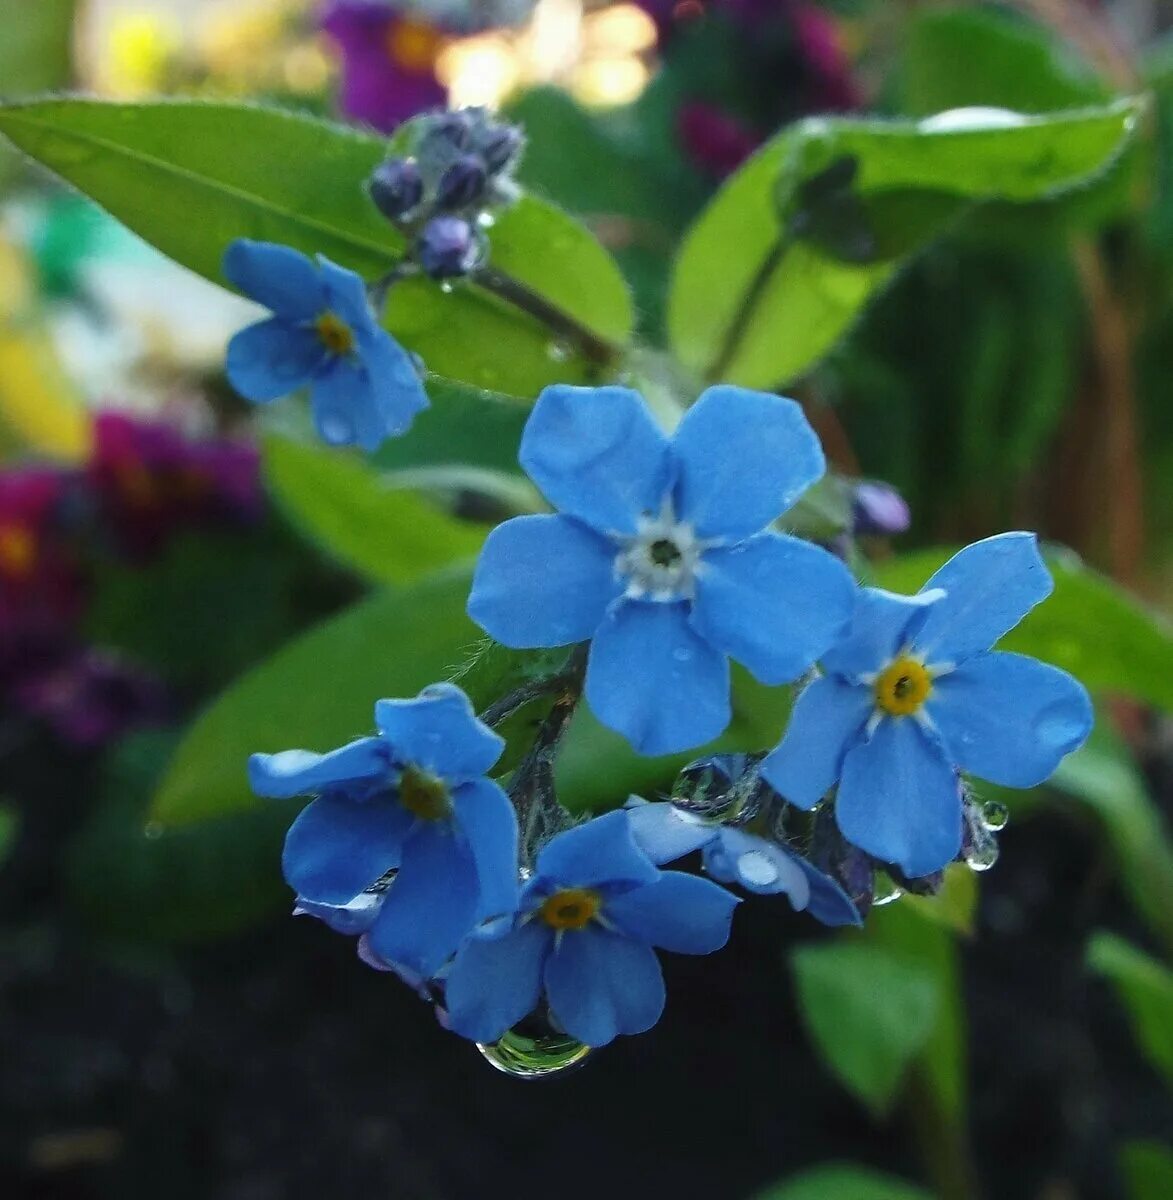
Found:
<box><xmin>546</xmin><ymin>340</ymin><xmax>571</xmax><ymax>362</ymax></box>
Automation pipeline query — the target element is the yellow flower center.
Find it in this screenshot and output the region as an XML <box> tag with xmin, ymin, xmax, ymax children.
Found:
<box><xmin>385</xmin><ymin>18</ymin><xmax>444</xmax><ymax>74</ymax></box>
<box><xmin>0</xmin><ymin>523</ymin><xmax>36</xmax><ymax>579</ymax></box>
<box><xmin>398</xmin><ymin>764</ymin><xmax>452</xmax><ymax>822</ymax></box>
<box><xmin>315</xmin><ymin>311</ymin><xmax>355</xmax><ymax>357</ymax></box>
<box><xmin>874</xmin><ymin>656</ymin><xmax>932</xmax><ymax>717</ymax></box>
<box><xmin>539</xmin><ymin>888</ymin><xmax>601</xmax><ymax>931</ymax></box>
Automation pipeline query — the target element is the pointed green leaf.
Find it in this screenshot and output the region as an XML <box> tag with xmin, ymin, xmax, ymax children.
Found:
<box><xmin>1088</xmin><ymin>932</ymin><xmax>1173</xmax><ymax>1087</ymax></box>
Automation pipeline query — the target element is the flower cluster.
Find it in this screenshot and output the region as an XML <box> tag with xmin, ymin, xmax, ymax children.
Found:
<box><xmin>0</xmin><ymin>411</ymin><xmax>261</xmax><ymax>747</ymax></box>
<box><xmin>253</xmin><ymin>380</ymin><xmax>1092</xmax><ymax>1067</ymax></box>
<box><xmin>367</xmin><ymin>107</ymin><xmax>524</xmax><ymax>279</ymax></box>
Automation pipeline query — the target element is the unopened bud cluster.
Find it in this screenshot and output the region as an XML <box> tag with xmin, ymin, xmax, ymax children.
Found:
<box><xmin>368</xmin><ymin>107</ymin><xmax>526</xmax><ymax>280</ymax></box>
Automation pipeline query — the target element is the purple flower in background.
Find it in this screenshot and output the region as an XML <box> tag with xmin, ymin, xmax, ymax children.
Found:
<box><xmin>852</xmin><ymin>481</ymin><xmax>911</xmax><ymax>538</ymax></box>
<box><xmin>677</xmin><ymin>103</ymin><xmax>761</xmax><ymax>179</ymax></box>
<box><xmin>321</xmin><ymin>1</ymin><xmax>448</xmax><ymax>132</ymax></box>
<box><xmin>88</xmin><ymin>411</ymin><xmax>263</xmax><ymax>561</ymax></box>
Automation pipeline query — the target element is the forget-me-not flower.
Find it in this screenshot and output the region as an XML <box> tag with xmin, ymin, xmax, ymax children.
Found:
<box><xmin>761</xmin><ymin>534</ymin><xmax>1093</xmax><ymax>877</ymax></box>
<box><xmin>444</xmin><ymin>811</ymin><xmax>739</xmax><ymax>1047</ymax></box>
<box><xmin>223</xmin><ymin>239</ymin><xmax>428</xmax><ymax>451</ymax></box>
<box><xmin>467</xmin><ymin>385</ymin><xmax>856</xmax><ymax>756</ymax></box>
<box><xmin>249</xmin><ymin>683</ymin><xmax>518</xmax><ymax>978</ymax></box>
<box><xmin>625</xmin><ymin>798</ymin><xmax>861</xmax><ymax>926</ymax></box>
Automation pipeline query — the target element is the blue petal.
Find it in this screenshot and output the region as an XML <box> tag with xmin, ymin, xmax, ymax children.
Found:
<box><xmin>820</xmin><ymin>587</ymin><xmax>943</xmax><ymax>682</ymax></box>
<box><xmin>545</xmin><ymin>927</ymin><xmax>665</xmax><ymax>1047</ymax></box>
<box><xmin>927</xmin><ymin>651</ymin><xmax>1093</xmax><ymax>787</ymax></box>
<box><xmin>519</xmin><ymin>385</ymin><xmax>672</xmax><ymax>536</ymax></box>
<box><xmin>672</xmin><ymin>387</ymin><xmax>825</xmax><ymax>540</ymax></box>
<box><xmin>293</xmin><ymin>891</ymin><xmax>386</xmax><ymax>935</ymax></box>
<box><xmin>365</xmin><ymin>822</ymin><xmax>480</xmax><ymax>977</ymax></box>
<box><xmin>604</xmin><ymin>870</ymin><xmax>739</xmax><ymax>953</ymax></box>
<box><xmin>624</xmin><ymin>799</ymin><xmax>716</xmax><ymax>865</ymax></box>
<box><xmin>912</xmin><ymin>533</ymin><xmax>1053</xmax><ymax>665</ymax></box>
<box><xmin>308</xmin><ymin>357</ymin><xmax>379</xmax><ymax>447</ymax></box>
<box><xmin>836</xmin><ymin>717</ymin><xmax>963</xmax><ymax>877</ymax></box>
<box><xmin>793</xmin><ymin>859</ymin><xmax>863</xmax><ymax>927</ymax></box>
<box><xmin>467</xmin><ymin>514</ymin><xmax>619</xmax><ymax>649</ymax></box>
<box><xmin>226</xmin><ymin>319</ymin><xmax>324</xmax><ymax>403</ymax></box>
<box><xmin>759</xmin><ymin>675</ymin><xmax>872</xmax><ymax>809</ymax></box>
<box><xmin>535</xmin><ymin>810</ymin><xmax>660</xmax><ymax>890</ymax></box>
<box><xmin>222</xmin><ymin>239</ymin><xmax>324</xmax><ymax>319</ymax></box>
<box><xmin>317</xmin><ymin>254</ymin><xmax>377</xmax><ymax>332</ymax></box>
<box><xmin>444</xmin><ymin>922</ymin><xmax>550</xmax><ymax>1044</ymax></box>
<box><xmin>703</xmin><ymin>827</ymin><xmax>811</xmax><ymax>903</ymax></box>
<box><xmin>281</xmin><ymin>792</ymin><xmax>410</xmax><ymax>905</ymax></box>
<box><xmin>586</xmin><ymin>600</ymin><xmax>730</xmax><ymax>756</ymax></box>
<box><xmin>359</xmin><ymin>328</ymin><xmax>429</xmax><ymax>439</ymax></box>
<box><xmin>374</xmin><ymin>683</ymin><xmax>503</xmax><ymax>782</ymax></box>
<box><xmin>691</xmin><ymin>533</ymin><xmax>854</xmax><ymax>685</ymax></box>
<box><xmin>451</xmin><ymin>778</ymin><xmax>520</xmax><ymax>922</ymax></box>
<box><xmin>248</xmin><ymin>737</ymin><xmax>391</xmax><ymax>799</ymax></box>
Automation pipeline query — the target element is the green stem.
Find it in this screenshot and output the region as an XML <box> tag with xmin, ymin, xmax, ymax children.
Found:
<box><xmin>905</xmin><ymin>1066</ymin><xmax>980</xmax><ymax>1200</ymax></box>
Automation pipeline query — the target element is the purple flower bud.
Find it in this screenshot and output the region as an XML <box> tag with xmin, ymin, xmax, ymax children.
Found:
<box><xmin>419</xmin><ymin>110</ymin><xmax>474</xmax><ymax>154</ymax></box>
<box><xmin>852</xmin><ymin>481</ymin><xmax>911</xmax><ymax>537</ymax></box>
<box><xmin>477</xmin><ymin>123</ymin><xmax>524</xmax><ymax>174</ymax></box>
<box><xmin>435</xmin><ymin>154</ymin><xmax>488</xmax><ymax>210</ymax></box>
<box><xmin>416</xmin><ymin>216</ymin><xmax>480</xmax><ymax>279</ymax></box>
<box><xmin>368</xmin><ymin>158</ymin><xmax>424</xmax><ymax>221</ymax></box>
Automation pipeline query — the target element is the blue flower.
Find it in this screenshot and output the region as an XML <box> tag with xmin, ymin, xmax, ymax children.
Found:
<box><xmin>249</xmin><ymin>682</ymin><xmax>518</xmax><ymax>978</ymax></box>
<box><xmin>625</xmin><ymin>798</ymin><xmax>861</xmax><ymax>927</ymax></box>
<box><xmin>760</xmin><ymin>534</ymin><xmax>1093</xmax><ymax>877</ymax></box>
<box><xmin>223</xmin><ymin>239</ymin><xmax>428</xmax><ymax>451</ymax></box>
<box><xmin>466</xmin><ymin>385</ymin><xmax>855</xmax><ymax>756</ymax></box>
<box><xmin>443</xmin><ymin>811</ymin><xmax>739</xmax><ymax>1047</ymax></box>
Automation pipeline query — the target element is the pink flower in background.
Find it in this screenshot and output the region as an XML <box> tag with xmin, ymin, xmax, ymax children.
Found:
<box><xmin>676</xmin><ymin>102</ymin><xmax>761</xmax><ymax>178</ymax></box>
<box><xmin>789</xmin><ymin>1</ymin><xmax>861</xmax><ymax>112</ymax></box>
<box><xmin>320</xmin><ymin>1</ymin><xmax>448</xmax><ymax>132</ymax></box>
<box><xmin>88</xmin><ymin>412</ymin><xmax>262</xmax><ymax>561</ymax></box>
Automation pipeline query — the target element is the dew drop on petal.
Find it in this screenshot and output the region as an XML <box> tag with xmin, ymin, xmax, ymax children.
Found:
<box><xmin>737</xmin><ymin>850</ymin><xmax>779</xmax><ymax>887</ymax></box>
<box><xmin>476</xmin><ymin>1023</ymin><xmax>592</xmax><ymax>1079</ymax></box>
<box><xmin>672</xmin><ymin>647</ymin><xmax>693</xmax><ymax>664</ymax></box>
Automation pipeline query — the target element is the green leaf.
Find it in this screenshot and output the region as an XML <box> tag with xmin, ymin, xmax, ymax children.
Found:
<box><xmin>873</xmin><ymin>546</ymin><xmax>1173</xmax><ymax>711</ymax></box>
<box><xmin>263</xmin><ymin>435</ymin><xmax>487</xmax><ymax>586</ymax></box>
<box><xmin>790</xmin><ymin>941</ymin><xmax>942</xmax><ymax>1117</ymax></box>
<box><xmin>0</xmin><ymin>801</ymin><xmax>18</xmax><ymax>867</ymax></box>
<box><xmin>0</xmin><ymin>98</ymin><xmax>632</xmax><ymax>394</ymax></box>
<box><xmin>1120</xmin><ymin>1141</ymin><xmax>1173</xmax><ymax>1200</ymax></box>
<box><xmin>900</xmin><ymin>865</ymin><xmax>978</xmax><ymax>937</ymax></box>
<box><xmin>751</xmin><ymin>1164</ymin><xmax>931</xmax><ymax>1200</ymax></box>
<box><xmin>668</xmin><ymin>100</ymin><xmax>1141</xmax><ymax>388</ymax></box>
<box><xmin>68</xmin><ymin>731</ymin><xmax>291</xmax><ymax>941</ymax></box>
<box><xmin>1050</xmin><ymin>723</ymin><xmax>1173</xmax><ymax>956</ymax></box>
<box><xmin>0</xmin><ymin>0</ymin><xmax>75</xmax><ymax>100</ymax></box>
<box><xmin>152</xmin><ymin>570</ymin><xmax>480</xmax><ymax>826</ymax></box>
<box><xmin>1087</xmin><ymin>932</ymin><xmax>1173</xmax><ymax>1087</ymax></box>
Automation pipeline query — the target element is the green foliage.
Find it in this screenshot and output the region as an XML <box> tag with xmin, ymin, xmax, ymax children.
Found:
<box><xmin>790</xmin><ymin>940</ymin><xmax>942</xmax><ymax>1117</ymax></box>
<box><xmin>900</xmin><ymin>865</ymin><xmax>977</xmax><ymax>937</ymax></box>
<box><xmin>751</xmin><ymin>1163</ymin><xmax>931</xmax><ymax>1200</ymax></box>
<box><xmin>151</xmin><ymin>571</ymin><xmax>479</xmax><ymax>826</ymax></box>
<box><xmin>1121</xmin><ymin>1141</ymin><xmax>1173</xmax><ymax>1200</ymax></box>
<box><xmin>669</xmin><ymin>100</ymin><xmax>1141</xmax><ymax>389</ymax></box>
<box><xmin>0</xmin><ymin>98</ymin><xmax>633</xmax><ymax>394</ymax></box>
<box><xmin>873</xmin><ymin>546</ymin><xmax>1173</xmax><ymax>711</ymax></box>
<box><xmin>68</xmin><ymin>731</ymin><xmax>290</xmax><ymax>941</ymax></box>
<box><xmin>263</xmin><ymin>435</ymin><xmax>487</xmax><ymax>586</ymax></box>
<box><xmin>1088</xmin><ymin>932</ymin><xmax>1173</xmax><ymax>1087</ymax></box>
<box><xmin>0</xmin><ymin>801</ymin><xmax>18</xmax><ymax>867</ymax></box>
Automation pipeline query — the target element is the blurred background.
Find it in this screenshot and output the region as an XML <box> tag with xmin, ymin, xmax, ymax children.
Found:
<box><xmin>1</xmin><ymin>1</ymin><xmax>1172</xmax><ymax>1198</ymax></box>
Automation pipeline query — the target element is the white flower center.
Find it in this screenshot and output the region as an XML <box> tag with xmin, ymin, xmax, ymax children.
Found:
<box><xmin>613</xmin><ymin>499</ymin><xmax>708</xmax><ymax>602</ymax></box>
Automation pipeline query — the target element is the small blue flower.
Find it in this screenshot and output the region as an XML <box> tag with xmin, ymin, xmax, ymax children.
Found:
<box><xmin>443</xmin><ymin>811</ymin><xmax>739</xmax><ymax>1047</ymax></box>
<box><xmin>467</xmin><ymin>385</ymin><xmax>855</xmax><ymax>756</ymax></box>
<box><xmin>625</xmin><ymin>798</ymin><xmax>861</xmax><ymax>927</ymax></box>
<box><xmin>761</xmin><ymin>533</ymin><xmax>1094</xmax><ymax>877</ymax></box>
<box><xmin>223</xmin><ymin>239</ymin><xmax>428</xmax><ymax>451</ymax></box>
<box><xmin>250</xmin><ymin>682</ymin><xmax>518</xmax><ymax>978</ymax></box>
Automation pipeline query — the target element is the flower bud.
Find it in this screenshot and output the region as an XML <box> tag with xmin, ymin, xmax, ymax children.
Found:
<box><xmin>436</xmin><ymin>154</ymin><xmax>488</xmax><ymax>210</ymax></box>
<box><xmin>368</xmin><ymin>158</ymin><xmax>424</xmax><ymax>222</ymax></box>
<box><xmin>852</xmin><ymin>481</ymin><xmax>911</xmax><ymax>537</ymax></box>
<box><xmin>416</xmin><ymin>215</ymin><xmax>480</xmax><ymax>279</ymax></box>
<box><xmin>477</xmin><ymin>123</ymin><xmax>524</xmax><ymax>174</ymax></box>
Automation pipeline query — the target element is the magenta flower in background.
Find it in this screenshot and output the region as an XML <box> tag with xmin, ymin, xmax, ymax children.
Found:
<box><xmin>676</xmin><ymin>102</ymin><xmax>761</xmax><ymax>179</ymax></box>
<box><xmin>321</xmin><ymin>1</ymin><xmax>447</xmax><ymax>132</ymax></box>
<box><xmin>88</xmin><ymin>411</ymin><xmax>262</xmax><ymax>561</ymax></box>
<box><xmin>789</xmin><ymin>1</ymin><xmax>861</xmax><ymax>112</ymax></box>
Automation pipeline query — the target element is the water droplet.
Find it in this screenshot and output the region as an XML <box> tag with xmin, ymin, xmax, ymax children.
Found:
<box><xmin>737</xmin><ymin>850</ymin><xmax>779</xmax><ymax>887</ymax></box>
<box><xmin>981</xmin><ymin>800</ymin><xmax>1009</xmax><ymax>832</ymax></box>
<box><xmin>872</xmin><ymin>872</ymin><xmax>904</xmax><ymax>906</ymax></box>
<box><xmin>546</xmin><ymin>340</ymin><xmax>571</xmax><ymax>363</ymax></box>
<box><xmin>319</xmin><ymin>415</ymin><xmax>353</xmax><ymax>445</ymax></box>
<box><xmin>964</xmin><ymin>839</ymin><xmax>1000</xmax><ymax>873</ymax></box>
<box><xmin>439</xmin><ymin>280</ymin><xmax>454</xmax><ymax>294</ymax></box>
<box><xmin>143</xmin><ymin>821</ymin><xmax>164</xmax><ymax>840</ymax></box>
<box><xmin>671</xmin><ymin>647</ymin><xmax>693</xmax><ymax>663</ymax></box>
<box><xmin>477</xmin><ymin>1022</ymin><xmax>592</xmax><ymax>1079</ymax></box>
<box><xmin>476</xmin><ymin>211</ymin><xmax>496</xmax><ymax>229</ymax></box>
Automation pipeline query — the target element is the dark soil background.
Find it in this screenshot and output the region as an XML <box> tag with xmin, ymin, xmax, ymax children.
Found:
<box><xmin>1</xmin><ymin>741</ymin><xmax>1169</xmax><ymax>1200</ymax></box>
